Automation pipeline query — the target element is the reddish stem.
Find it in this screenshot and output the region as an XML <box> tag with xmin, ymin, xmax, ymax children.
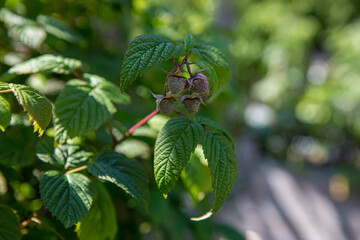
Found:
<box><xmin>0</xmin><ymin>89</ymin><xmax>12</xmax><ymax>94</ymax></box>
<box><xmin>173</xmin><ymin>109</ymin><xmax>188</xmax><ymax>118</ymax></box>
<box><xmin>72</xmin><ymin>69</ymin><xmax>83</xmax><ymax>80</ymax></box>
<box><xmin>115</xmin><ymin>109</ymin><xmax>160</xmax><ymax>146</ymax></box>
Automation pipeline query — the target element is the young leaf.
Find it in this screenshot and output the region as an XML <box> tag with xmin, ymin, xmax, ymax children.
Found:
<box><xmin>154</xmin><ymin>117</ymin><xmax>203</xmax><ymax>197</ymax></box>
<box><xmin>0</xmin><ymin>205</ymin><xmax>21</xmax><ymax>240</ymax></box>
<box><xmin>0</xmin><ymin>8</ymin><xmax>27</xmax><ymax>26</ymax></box>
<box><xmin>192</xmin><ymin>42</ymin><xmax>229</xmax><ymax>69</ymax></box>
<box><xmin>184</xmin><ymin>32</ymin><xmax>195</xmax><ymax>53</ymax></box>
<box><xmin>9</xmin><ymin>83</ymin><xmax>52</xmax><ymax>136</ymax></box>
<box><xmin>37</xmin><ymin>15</ymin><xmax>82</xmax><ymax>43</ymax></box>
<box><xmin>202</xmin><ymin>128</ymin><xmax>237</xmax><ymax>214</ymax></box>
<box><xmin>2</xmin><ymin>54</ymin><xmax>82</xmax><ymax>79</ymax></box>
<box><xmin>194</xmin><ymin>60</ymin><xmax>218</xmax><ymax>98</ymax></box>
<box><xmin>40</xmin><ymin>171</ymin><xmax>93</xmax><ymax>228</ymax></box>
<box><xmin>88</xmin><ymin>150</ymin><xmax>149</xmax><ymax>203</ymax></box>
<box><xmin>37</xmin><ymin>140</ymin><xmax>93</xmax><ymax>169</ymax></box>
<box><xmin>120</xmin><ymin>34</ymin><xmax>184</xmax><ymax>91</ymax></box>
<box><xmin>0</xmin><ymin>96</ymin><xmax>11</xmax><ymax>131</ymax></box>
<box><xmin>54</xmin><ymin>76</ymin><xmax>129</xmax><ymax>143</ymax></box>
<box><xmin>76</xmin><ymin>180</ymin><xmax>118</xmax><ymax>240</ymax></box>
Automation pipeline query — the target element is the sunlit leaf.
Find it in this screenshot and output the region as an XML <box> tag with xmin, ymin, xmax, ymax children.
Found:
<box><xmin>9</xmin><ymin>83</ymin><xmax>52</xmax><ymax>136</ymax></box>
<box><xmin>88</xmin><ymin>150</ymin><xmax>149</xmax><ymax>203</ymax></box>
<box><xmin>154</xmin><ymin>117</ymin><xmax>203</xmax><ymax>197</ymax></box>
<box><xmin>37</xmin><ymin>15</ymin><xmax>82</xmax><ymax>43</ymax></box>
<box><xmin>2</xmin><ymin>54</ymin><xmax>82</xmax><ymax>79</ymax></box>
<box><xmin>8</xmin><ymin>23</ymin><xmax>47</xmax><ymax>49</ymax></box>
<box><xmin>40</xmin><ymin>171</ymin><xmax>93</xmax><ymax>228</ymax></box>
<box><xmin>120</xmin><ymin>34</ymin><xmax>184</xmax><ymax>91</ymax></box>
<box><xmin>0</xmin><ymin>96</ymin><xmax>11</xmax><ymax>131</ymax></box>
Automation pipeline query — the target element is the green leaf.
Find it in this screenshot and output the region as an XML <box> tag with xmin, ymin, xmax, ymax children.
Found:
<box><xmin>0</xmin><ymin>205</ymin><xmax>21</xmax><ymax>240</ymax></box>
<box><xmin>194</xmin><ymin>60</ymin><xmax>218</xmax><ymax>99</ymax></box>
<box><xmin>2</xmin><ymin>54</ymin><xmax>82</xmax><ymax>79</ymax></box>
<box><xmin>0</xmin><ymin>96</ymin><xmax>11</xmax><ymax>131</ymax></box>
<box><xmin>154</xmin><ymin>117</ymin><xmax>203</xmax><ymax>197</ymax></box>
<box><xmin>37</xmin><ymin>15</ymin><xmax>82</xmax><ymax>43</ymax></box>
<box><xmin>184</xmin><ymin>32</ymin><xmax>195</xmax><ymax>53</ymax></box>
<box><xmin>54</xmin><ymin>76</ymin><xmax>128</xmax><ymax>143</ymax></box>
<box><xmin>76</xmin><ymin>180</ymin><xmax>117</xmax><ymax>240</ymax></box>
<box><xmin>88</xmin><ymin>150</ymin><xmax>149</xmax><ymax>203</ymax></box>
<box><xmin>0</xmin><ymin>8</ymin><xmax>28</xmax><ymax>26</ymax></box>
<box><xmin>195</xmin><ymin>117</ymin><xmax>234</xmax><ymax>148</ymax></box>
<box><xmin>9</xmin><ymin>83</ymin><xmax>52</xmax><ymax>136</ymax></box>
<box><xmin>181</xmin><ymin>145</ymin><xmax>212</xmax><ymax>202</ymax></box>
<box><xmin>202</xmin><ymin>128</ymin><xmax>237</xmax><ymax>213</ymax></box>
<box><xmin>192</xmin><ymin>42</ymin><xmax>229</xmax><ymax>69</ymax></box>
<box><xmin>8</xmin><ymin>23</ymin><xmax>47</xmax><ymax>49</ymax></box>
<box><xmin>40</xmin><ymin>171</ymin><xmax>93</xmax><ymax>228</ymax></box>
<box><xmin>37</xmin><ymin>139</ymin><xmax>93</xmax><ymax>169</ymax></box>
<box><xmin>120</xmin><ymin>34</ymin><xmax>184</xmax><ymax>91</ymax></box>
<box><xmin>83</xmin><ymin>73</ymin><xmax>130</xmax><ymax>105</ymax></box>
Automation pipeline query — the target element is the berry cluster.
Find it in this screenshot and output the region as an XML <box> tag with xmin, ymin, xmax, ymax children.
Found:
<box><xmin>154</xmin><ymin>59</ymin><xmax>210</xmax><ymax>115</ymax></box>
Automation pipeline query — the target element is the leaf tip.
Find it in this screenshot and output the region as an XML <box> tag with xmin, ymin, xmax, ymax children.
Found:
<box><xmin>190</xmin><ymin>211</ymin><xmax>213</xmax><ymax>221</ymax></box>
<box><xmin>162</xmin><ymin>193</ymin><xmax>168</xmax><ymax>199</ymax></box>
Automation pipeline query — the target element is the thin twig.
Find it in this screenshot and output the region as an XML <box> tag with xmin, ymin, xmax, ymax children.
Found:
<box><xmin>21</xmin><ymin>208</ymin><xmax>49</xmax><ymax>227</ymax></box>
<box><xmin>106</xmin><ymin>120</ymin><xmax>118</xmax><ymax>150</ymax></box>
<box><xmin>114</xmin><ymin>108</ymin><xmax>160</xmax><ymax>146</ymax></box>
<box><xmin>0</xmin><ymin>89</ymin><xmax>12</xmax><ymax>94</ymax></box>
<box><xmin>173</xmin><ymin>109</ymin><xmax>188</xmax><ymax>118</ymax></box>
<box><xmin>66</xmin><ymin>165</ymin><xmax>88</xmax><ymax>174</ymax></box>
<box><xmin>72</xmin><ymin>69</ymin><xmax>83</xmax><ymax>80</ymax></box>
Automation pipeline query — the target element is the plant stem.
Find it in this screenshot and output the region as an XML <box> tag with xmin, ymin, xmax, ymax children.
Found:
<box><xmin>21</xmin><ymin>208</ymin><xmax>49</xmax><ymax>227</ymax></box>
<box><xmin>0</xmin><ymin>89</ymin><xmax>12</xmax><ymax>94</ymax></box>
<box><xmin>72</xmin><ymin>69</ymin><xmax>83</xmax><ymax>80</ymax></box>
<box><xmin>66</xmin><ymin>165</ymin><xmax>88</xmax><ymax>174</ymax></box>
<box><xmin>106</xmin><ymin>120</ymin><xmax>118</xmax><ymax>150</ymax></box>
<box><xmin>115</xmin><ymin>108</ymin><xmax>160</xmax><ymax>146</ymax></box>
<box><xmin>173</xmin><ymin>109</ymin><xmax>187</xmax><ymax>118</ymax></box>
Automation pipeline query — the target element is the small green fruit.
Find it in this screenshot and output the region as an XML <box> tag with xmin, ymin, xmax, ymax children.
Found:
<box><xmin>157</xmin><ymin>96</ymin><xmax>176</xmax><ymax>115</ymax></box>
<box><xmin>168</xmin><ymin>76</ymin><xmax>187</xmax><ymax>94</ymax></box>
<box><xmin>182</xmin><ymin>96</ymin><xmax>201</xmax><ymax>114</ymax></box>
<box><xmin>190</xmin><ymin>78</ymin><xmax>210</xmax><ymax>102</ymax></box>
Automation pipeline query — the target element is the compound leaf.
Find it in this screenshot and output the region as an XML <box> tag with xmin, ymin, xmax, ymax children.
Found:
<box><xmin>120</xmin><ymin>34</ymin><xmax>184</xmax><ymax>91</ymax></box>
<box><xmin>154</xmin><ymin>117</ymin><xmax>203</xmax><ymax>197</ymax></box>
<box><xmin>40</xmin><ymin>171</ymin><xmax>93</xmax><ymax>228</ymax></box>
<box><xmin>202</xmin><ymin>128</ymin><xmax>237</xmax><ymax>214</ymax></box>
<box><xmin>192</xmin><ymin>42</ymin><xmax>229</xmax><ymax>69</ymax></box>
<box><xmin>194</xmin><ymin>60</ymin><xmax>218</xmax><ymax>99</ymax></box>
<box><xmin>2</xmin><ymin>54</ymin><xmax>82</xmax><ymax>79</ymax></box>
<box><xmin>88</xmin><ymin>150</ymin><xmax>149</xmax><ymax>203</ymax></box>
<box><xmin>8</xmin><ymin>23</ymin><xmax>46</xmax><ymax>49</ymax></box>
<box><xmin>184</xmin><ymin>32</ymin><xmax>195</xmax><ymax>53</ymax></box>
<box><xmin>54</xmin><ymin>76</ymin><xmax>128</xmax><ymax>143</ymax></box>
<box><xmin>0</xmin><ymin>96</ymin><xmax>11</xmax><ymax>132</ymax></box>
<box><xmin>37</xmin><ymin>15</ymin><xmax>82</xmax><ymax>43</ymax></box>
<box><xmin>0</xmin><ymin>205</ymin><xmax>21</xmax><ymax>240</ymax></box>
<box><xmin>9</xmin><ymin>83</ymin><xmax>52</xmax><ymax>136</ymax></box>
<box><xmin>76</xmin><ymin>180</ymin><xmax>118</xmax><ymax>240</ymax></box>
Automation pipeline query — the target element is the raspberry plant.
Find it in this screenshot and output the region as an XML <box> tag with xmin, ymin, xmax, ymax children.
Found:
<box><xmin>0</xmin><ymin>28</ymin><xmax>237</xmax><ymax>238</ymax></box>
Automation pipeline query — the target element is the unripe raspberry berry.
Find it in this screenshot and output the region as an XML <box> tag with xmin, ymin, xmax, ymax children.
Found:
<box><xmin>157</xmin><ymin>96</ymin><xmax>176</xmax><ymax>115</ymax></box>
<box><xmin>168</xmin><ymin>75</ymin><xmax>187</xmax><ymax>94</ymax></box>
<box><xmin>190</xmin><ymin>78</ymin><xmax>210</xmax><ymax>102</ymax></box>
<box><xmin>182</xmin><ymin>96</ymin><xmax>201</xmax><ymax>114</ymax></box>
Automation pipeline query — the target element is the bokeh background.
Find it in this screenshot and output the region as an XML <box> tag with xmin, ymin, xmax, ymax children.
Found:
<box><xmin>1</xmin><ymin>0</ymin><xmax>360</xmax><ymax>239</ymax></box>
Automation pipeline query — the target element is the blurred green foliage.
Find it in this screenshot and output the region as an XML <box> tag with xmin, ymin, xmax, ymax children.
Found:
<box><xmin>1</xmin><ymin>0</ymin><xmax>360</xmax><ymax>239</ymax></box>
